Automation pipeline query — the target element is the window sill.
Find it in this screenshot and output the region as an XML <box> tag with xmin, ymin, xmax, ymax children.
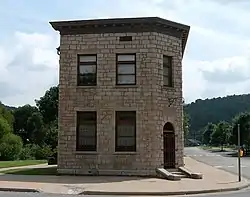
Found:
<box><xmin>113</xmin><ymin>152</ymin><xmax>137</xmax><ymax>155</ymax></box>
<box><xmin>115</xmin><ymin>85</ymin><xmax>138</xmax><ymax>88</ymax></box>
<box><xmin>76</xmin><ymin>86</ymin><xmax>97</xmax><ymax>89</ymax></box>
<box><xmin>162</xmin><ymin>86</ymin><xmax>175</xmax><ymax>89</ymax></box>
<box><xmin>75</xmin><ymin>151</ymin><xmax>98</xmax><ymax>155</ymax></box>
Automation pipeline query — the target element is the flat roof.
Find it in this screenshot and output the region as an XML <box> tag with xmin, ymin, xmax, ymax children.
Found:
<box><xmin>50</xmin><ymin>17</ymin><xmax>190</xmax><ymax>55</ymax></box>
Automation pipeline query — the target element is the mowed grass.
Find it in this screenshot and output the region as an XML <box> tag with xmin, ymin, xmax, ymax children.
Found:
<box><xmin>1</xmin><ymin>166</ymin><xmax>57</xmax><ymax>175</ymax></box>
<box><xmin>0</xmin><ymin>160</ymin><xmax>47</xmax><ymax>169</ymax></box>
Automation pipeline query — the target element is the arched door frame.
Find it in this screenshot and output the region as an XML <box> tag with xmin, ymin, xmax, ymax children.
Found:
<box><xmin>163</xmin><ymin>122</ymin><xmax>175</xmax><ymax>169</ymax></box>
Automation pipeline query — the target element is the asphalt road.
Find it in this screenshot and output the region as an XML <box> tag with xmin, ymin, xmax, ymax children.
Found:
<box><xmin>0</xmin><ymin>190</ymin><xmax>250</xmax><ymax>197</ymax></box>
<box><xmin>185</xmin><ymin>147</ymin><xmax>250</xmax><ymax>179</ymax></box>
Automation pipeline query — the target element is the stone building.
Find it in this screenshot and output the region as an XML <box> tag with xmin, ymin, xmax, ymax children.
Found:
<box><xmin>50</xmin><ymin>17</ymin><xmax>190</xmax><ymax>176</ymax></box>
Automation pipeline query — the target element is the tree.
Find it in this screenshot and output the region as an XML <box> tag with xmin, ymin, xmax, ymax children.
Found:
<box><xmin>0</xmin><ymin>102</ymin><xmax>14</xmax><ymax>128</ymax></box>
<box><xmin>13</xmin><ymin>105</ymin><xmax>38</xmax><ymax>143</ymax></box>
<box><xmin>35</xmin><ymin>86</ymin><xmax>58</xmax><ymax>124</ymax></box>
<box><xmin>202</xmin><ymin>123</ymin><xmax>215</xmax><ymax>145</ymax></box>
<box><xmin>183</xmin><ymin>111</ymin><xmax>190</xmax><ymax>141</ymax></box>
<box><xmin>0</xmin><ymin>117</ymin><xmax>12</xmax><ymax>139</ymax></box>
<box><xmin>0</xmin><ymin>133</ymin><xmax>23</xmax><ymax>160</ymax></box>
<box><xmin>43</xmin><ymin>119</ymin><xmax>58</xmax><ymax>149</ymax></box>
<box><xmin>26</xmin><ymin>112</ymin><xmax>45</xmax><ymax>145</ymax></box>
<box><xmin>210</xmin><ymin>121</ymin><xmax>232</xmax><ymax>151</ymax></box>
<box><xmin>231</xmin><ymin>112</ymin><xmax>250</xmax><ymax>149</ymax></box>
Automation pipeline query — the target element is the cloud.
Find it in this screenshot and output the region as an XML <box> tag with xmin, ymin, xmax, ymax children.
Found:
<box><xmin>0</xmin><ymin>32</ymin><xmax>59</xmax><ymax>106</ymax></box>
<box><xmin>1</xmin><ymin>0</ymin><xmax>250</xmax><ymax>106</ymax></box>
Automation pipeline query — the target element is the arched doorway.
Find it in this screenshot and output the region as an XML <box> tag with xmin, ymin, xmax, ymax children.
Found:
<box><xmin>163</xmin><ymin>122</ymin><xmax>175</xmax><ymax>169</ymax></box>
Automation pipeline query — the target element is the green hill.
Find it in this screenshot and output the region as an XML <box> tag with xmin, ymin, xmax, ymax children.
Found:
<box><xmin>184</xmin><ymin>94</ymin><xmax>250</xmax><ymax>141</ymax></box>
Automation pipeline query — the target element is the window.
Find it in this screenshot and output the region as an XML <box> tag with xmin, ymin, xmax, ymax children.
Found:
<box><xmin>77</xmin><ymin>55</ymin><xmax>97</xmax><ymax>86</ymax></box>
<box><xmin>163</xmin><ymin>55</ymin><xmax>173</xmax><ymax>87</ymax></box>
<box><xmin>115</xmin><ymin>111</ymin><xmax>136</xmax><ymax>152</ymax></box>
<box><xmin>76</xmin><ymin>111</ymin><xmax>97</xmax><ymax>151</ymax></box>
<box><xmin>116</xmin><ymin>54</ymin><xmax>136</xmax><ymax>85</ymax></box>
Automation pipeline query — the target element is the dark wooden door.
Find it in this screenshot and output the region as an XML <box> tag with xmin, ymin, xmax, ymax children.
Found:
<box><xmin>163</xmin><ymin>132</ymin><xmax>175</xmax><ymax>168</ymax></box>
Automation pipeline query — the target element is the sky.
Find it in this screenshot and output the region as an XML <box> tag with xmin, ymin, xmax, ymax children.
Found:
<box><xmin>1</xmin><ymin>0</ymin><xmax>250</xmax><ymax>107</ymax></box>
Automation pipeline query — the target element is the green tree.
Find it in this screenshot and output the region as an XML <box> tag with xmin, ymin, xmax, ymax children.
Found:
<box><xmin>185</xmin><ymin>94</ymin><xmax>250</xmax><ymax>139</ymax></box>
<box><xmin>210</xmin><ymin>121</ymin><xmax>231</xmax><ymax>151</ymax></box>
<box><xmin>231</xmin><ymin>112</ymin><xmax>250</xmax><ymax>149</ymax></box>
<box><xmin>202</xmin><ymin>123</ymin><xmax>215</xmax><ymax>145</ymax></box>
<box><xmin>0</xmin><ymin>102</ymin><xmax>14</xmax><ymax>128</ymax></box>
<box><xmin>0</xmin><ymin>117</ymin><xmax>12</xmax><ymax>139</ymax></box>
<box><xmin>183</xmin><ymin>111</ymin><xmax>190</xmax><ymax>141</ymax></box>
<box><xmin>43</xmin><ymin>119</ymin><xmax>58</xmax><ymax>149</ymax></box>
<box><xmin>13</xmin><ymin>105</ymin><xmax>38</xmax><ymax>143</ymax></box>
<box><xmin>26</xmin><ymin>112</ymin><xmax>45</xmax><ymax>145</ymax></box>
<box><xmin>35</xmin><ymin>86</ymin><xmax>58</xmax><ymax>124</ymax></box>
<box><xmin>0</xmin><ymin>133</ymin><xmax>23</xmax><ymax>160</ymax></box>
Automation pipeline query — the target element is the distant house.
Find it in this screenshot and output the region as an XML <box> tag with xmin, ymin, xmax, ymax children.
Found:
<box><xmin>50</xmin><ymin>17</ymin><xmax>190</xmax><ymax>176</ymax></box>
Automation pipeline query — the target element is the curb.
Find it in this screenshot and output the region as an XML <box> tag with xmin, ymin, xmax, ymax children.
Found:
<box><xmin>80</xmin><ymin>183</ymin><xmax>250</xmax><ymax>196</ymax></box>
<box><xmin>0</xmin><ymin>188</ymin><xmax>41</xmax><ymax>193</ymax></box>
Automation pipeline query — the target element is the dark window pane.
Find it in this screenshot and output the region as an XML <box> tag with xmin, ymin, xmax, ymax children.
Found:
<box><xmin>117</xmin><ymin>75</ymin><xmax>135</xmax><ymax>84</ymax></box>
<box><xmin>78</xmin><ymin>73</ymin><xmax>96</xmax><ymax>85</ymax></box>
<box><xmin>163</xmin><ymin>56</ymin><xmax>171</xmax><ymax>66</ymax></box>
<box><xmin>117</xmin><ymin>137</ymin><xmax>135</xmax><ymax>146</ymax></box>
<box><xmin>116</xmin><ymin>54</ymin><xmax>136</xmax><ymax>85</ymax></box>
<box><xmin>117</xmin><ymin>64</ymin><xmax>135</xmax><ymax>74</ymax></box>
<box><xmin>79</xmin><ymin>125</ymin><xmax>96</xmax><ymax>137</ymax></box>
<box><xmin>77</xmin><ymin>112</ymin><xmax>96</xmax><ymax>151</ymax></box>
<box><xmin>163</xmin><ymin>55</ymin><xmax>173</xmax><ymax>87</ymax></box>
<box><xmin>117</xmin><ymin>125</ymin><xmax>135</xmax><ymax>137</ymax></box>
<box><xmin>78</xmin><ymin>137</ymin><xmax>96</xmax><ymax>146</ymax></box>
<box><xmin>77</xmin><ymin>55</ymin><xmax>97</xmax><ymax>86</ymax></box>
<box><xmin>79</xmin><ymin>65</ymin><xmax>96</xmax><ymax>74</ymax></box>
<box><xmin>115</xmin><ymin>111</ymin><xmax>136</xmax><ymax>152</ymax></box>
<box><xmin>163</xmin><ymin>76</ymin><xmax>169</xmax><ymax>86</ymax></box>
<box><xmin>163</xmin><ymin>67</ymin><xmax>169</xmax><ymax>75</ymax></box>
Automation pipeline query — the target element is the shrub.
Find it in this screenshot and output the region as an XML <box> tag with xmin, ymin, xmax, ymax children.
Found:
<box><xmin>0</xmin><ymin>133</ymin><xmax>23</xmax><ymax>160</ymax></box>
<box><xmin>32</xmin><ymin>144</ymin><xmax>53</xmax><ymax>160</ymax></box>
<box><xmin>19</xmin><ymin>144</ymin><xmax>36</xmax><ymax>160</ymax></box>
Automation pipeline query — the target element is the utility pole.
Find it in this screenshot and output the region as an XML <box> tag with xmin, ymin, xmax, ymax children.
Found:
<box><xmin>238</xmin><ymin>124</ymin><xmax>241</xmax><ymax>182</ymax></box>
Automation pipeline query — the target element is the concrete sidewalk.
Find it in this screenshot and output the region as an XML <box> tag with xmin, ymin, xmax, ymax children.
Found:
<box><xmin>0</xmin><ymin>157</ymin><xmax>248</xmax><ymax>195</ymax></box>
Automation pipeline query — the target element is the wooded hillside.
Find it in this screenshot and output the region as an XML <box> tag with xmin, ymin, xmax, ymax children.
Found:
<box><xmin>185</xmin><ymin>94</ymin><xmax>250</xmax><ymax>140</ymax></box>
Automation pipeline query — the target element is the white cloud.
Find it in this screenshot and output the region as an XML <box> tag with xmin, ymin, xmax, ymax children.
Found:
<box><xmin>1</xmin><ymin>0</ymin><xmax>250</xmax><ymax>106</ymax></box>
<box><xmin>0</xmin><ymin>32</ymin><xmax>59</xmax><ymax>106</ymax></box>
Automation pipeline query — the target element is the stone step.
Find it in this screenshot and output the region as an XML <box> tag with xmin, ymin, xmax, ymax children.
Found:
<box><xmin>166</xmin><ymin>168</ymin><xmax>189</xmax><ymax>178</ymax></box>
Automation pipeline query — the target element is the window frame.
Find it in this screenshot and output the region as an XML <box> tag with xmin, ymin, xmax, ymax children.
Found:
<box><xmin>116</xmin><ymin>53</ymin><xmax>136</xmax><ymax>85</ymax></box>
<box><xmin>163</xmin><ymin>55</ymin><xmax>173</xmax><ymax>87</ymax></box>
<box><xmin>115</xmin><ymin>111</ymin><xmax>136</xmax><ymax>152</ymax></box>
<box><xmin>77</xmin><ymin>54</ymin><xmax>97</xmax><ymax>86</ymax></box>
<box><xmin>76</xmin><ymin>111</ymin><xmax>97</xmax><ymax>152</ymax></box>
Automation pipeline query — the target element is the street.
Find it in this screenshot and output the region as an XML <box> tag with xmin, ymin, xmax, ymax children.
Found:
<box><xmin>185</xmin><ymin>147</ymin><xmax>250</xmax><ymax>179</ymax></box>
<box><xmin>0</xmin><ymin>190</ymin><xmax>250</xmax><ymax>197</ymax></box>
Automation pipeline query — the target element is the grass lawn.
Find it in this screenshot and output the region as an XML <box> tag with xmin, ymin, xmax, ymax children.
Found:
<box><xmin>0</xmin><ymin>160</ymin><xmax>47</xmax><ymax>169</ymax></box>
<box><xmin>1</xmin><ymin>166</ymin><xmax>57</xmax><ymax>175</ymax></box>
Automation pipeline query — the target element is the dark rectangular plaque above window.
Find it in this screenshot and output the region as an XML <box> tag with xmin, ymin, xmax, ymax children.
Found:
<box><xmin>119</xmin><ymin>36</ymin><xmax>132</xmax><ymax>41</ymax></box>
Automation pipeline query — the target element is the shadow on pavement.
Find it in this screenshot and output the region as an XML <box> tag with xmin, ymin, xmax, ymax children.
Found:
<box><xmin>0</xmin><ymin>168</ymin><xmax>144</xmax><ymax>184</ymax></box>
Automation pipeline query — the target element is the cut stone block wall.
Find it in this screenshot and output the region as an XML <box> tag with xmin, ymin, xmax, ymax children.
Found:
<box><xmin>57</xmin><ymin>31</ymin><xmax>183</xmax><ymax>176</ymax></box>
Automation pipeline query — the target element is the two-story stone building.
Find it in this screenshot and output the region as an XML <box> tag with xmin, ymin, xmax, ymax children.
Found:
<box><xmin>50</xmin><ymin>17</ymin><xmax>190</xmax><ymax>176</ymax></box>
